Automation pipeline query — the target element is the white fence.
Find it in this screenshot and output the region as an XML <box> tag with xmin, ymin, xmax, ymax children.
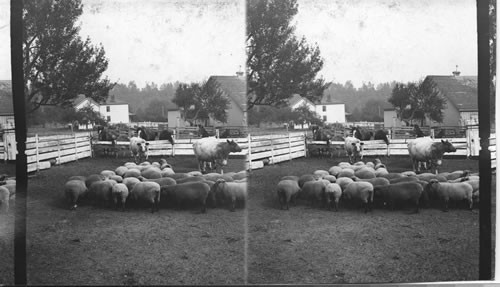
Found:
<box><xmin>26</xmin><ymin>132</ymin><xmax>92</xmax><ymax>173</ymax></box>
<box><xmin>246</xmin><ymin>132</ymin><xmax>306</xmax><ymax>170</ymax></box>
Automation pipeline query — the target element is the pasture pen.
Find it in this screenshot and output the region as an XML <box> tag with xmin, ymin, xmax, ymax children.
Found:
<box><xmin>0</xmin><ymin>128</ymin><xmax>496</xmax><ymax>173</ymax></box>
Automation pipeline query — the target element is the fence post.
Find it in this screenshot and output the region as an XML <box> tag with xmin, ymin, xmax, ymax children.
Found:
<box><xmin>57</xmin><ymin>137</ymin><xmax>61</xmax><ymax>165</ymax></box>
<box><xmin>430</xmin><ymin>128</ymin><xmax>435</xmax><ymax>139</ymax></box>
<box><xmin>215</xmin><ymin>129</ymin><xmax>219</xmax><ymax>138</ymax></box>
<box><xmin>288</xmin><ymin>132</ymin><xmax>292</xmax><ymax>161</ymax></box>
<box><xmin>35</xmin><ymin>134</ymin><xmax>39</xmax><ymax>171</ymax></box>
<box><xmin>172</xmin><ymin>129</ymin><xmax>176</xmax><ymax>157</ymax></box>
<box><xmin>74</xmin><ymin>133</ymin><xmax>78</xmax><ymax>161</ymax></box>
<box><xmin>271</xmin><ymin>135</ymin><xmax>274</xmax><ymax>164</ymax></box>
<box><xmin>303</xmin><ymin>131</ymin><xmax>307</xmax><ymax>158</ymax></box>
<box><xmin>247</xmin><ymin>133</ymin><xmax>252</xmax><ymax>171</ymax></box>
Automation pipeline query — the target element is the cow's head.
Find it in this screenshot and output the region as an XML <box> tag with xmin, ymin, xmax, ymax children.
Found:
<box><xmin>227</xmin><ymin>140</ymin><xmax>242</xmax><ymax>153</ymax></box>
<box><xmin>440</xmin><ymin>139</ymin><xmax>456</xmax><ymax>153</ymax></box>
<box><xmin>137</xmin><ymin>141</ymin><xmax>150</xmax><ymax>154</ymax></box>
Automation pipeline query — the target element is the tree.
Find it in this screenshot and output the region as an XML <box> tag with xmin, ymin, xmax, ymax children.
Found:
<box><xmin>23</xmin><ymin>0</ymin><xmax>114</xmax><ymax>114</ymax></box>
<box><xmin>490</xmin><ymin>0</ymin><xmax>496</xmax><ymax>125</ymax></box>
<box><xmin>388</xmin><ymin>79</ymin><xmax>446</xmax><ymax>126</ymax></box>
<box><xmin>292</xmin><ymin>104</ymin><xmax>322</xmax><ymax>126</ymax></box>
<box><xmin>172</xmin><ymin>80</ymin><xmax>230</xmax><ymax>125</ymax></box>
<box><xmin>247</xmin><ymin>0</ymin><xmax>329</xmax><ymax>109</ymax></box>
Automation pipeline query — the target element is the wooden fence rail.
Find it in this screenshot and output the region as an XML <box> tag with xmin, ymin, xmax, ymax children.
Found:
<box><xmin>26</xmin><ymin>132</ymin><xmax>92</xmax><ymax>173</ymax></box>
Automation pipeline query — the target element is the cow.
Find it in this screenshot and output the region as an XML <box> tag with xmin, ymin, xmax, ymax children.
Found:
<box><xmin>407</xmin><ymin>137</ymin><xmax>457</xmax><ymax>174</ymax></box>
<box><xmin>130</xmin><ymin>136</ymin><xmax>150</xmax><ymax>163</ymax></box>
<box><xmin>192</xmin><ymin>137</ymin><xmax>242</xmax><ymax>174</ymax></box>
<box><xmin>345</xmin><ymin>136</ymin><xmax>364</xmax><ymax>164</ymax></box>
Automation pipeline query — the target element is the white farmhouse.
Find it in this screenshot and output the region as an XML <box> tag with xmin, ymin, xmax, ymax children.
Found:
<box><xmin>288</xmin><ymin>94</ymin><xmax>346</xmax><ymax>128</ymax></box>
<box><xmin>74</xmin><ymin>95</ymin><xmax>130</xmax><ymax>128</ymax></box>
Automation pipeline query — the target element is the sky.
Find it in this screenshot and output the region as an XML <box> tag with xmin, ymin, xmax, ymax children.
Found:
<box><xmin>0</xmin><ymin>0</ymin><xmax>480</xmax><ymax>88</ymax></box>
<box><xmin>294</xmin><ymin>0</ymin><xmax>478</xmax><ymax>87</ymax></box>
<box><xmin>0</xmin><ymin>0</ymin><xmax>246</xmax><ymax>87</ymax></box>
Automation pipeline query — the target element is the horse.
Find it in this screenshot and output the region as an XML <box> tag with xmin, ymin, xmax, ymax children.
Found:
<box><xmin>136</xmin><ymin>126</ymin><xmax>158</xmax><ymax>141</ymax></box>
<box><xmin>198</xmin><ymin>125</ymin><xmax>209</xmax><ymax>138</ymax></box>
<box><xmin>352</xmin><ymin>126</ymin><xmax>389</xmax><ymax>145</ymax></box>
<box><xmin>413</xmin><ymin>124</ymin><xmax>425</xmax><ymax>137</ymax></box>
<box><xmin>158</xmin><ymin>129</ymin><xmax>175</xmax><ymax>146</ymax></box>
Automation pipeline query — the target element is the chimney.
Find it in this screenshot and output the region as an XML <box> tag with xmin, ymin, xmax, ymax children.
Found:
<box><xmin>236</xmin><ymin>65</ymin><xmax>244</xmax><ymax>78</ymax></box>
<box><xmin>452</xmin><ymin>65</ymin><xmax>461</xmax><ymax>76</ymax></box>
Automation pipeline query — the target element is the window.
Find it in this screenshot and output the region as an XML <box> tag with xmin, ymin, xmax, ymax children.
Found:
<box><xmin>322</xmin><ymin>105</ymin><xmax>326</xmax><ymax>112</ymax></box>
<box><xmin>323</xmin><ymin>115</ymin><xmax>327</xmax><ymax>121</ymax></box>
<box><xmin>106</xmin><ymin>116</ymin><xmax>111</xmax><ymax>122</ymax></box>
<box><xmin>106</xmin><ymin>106</ymin><xmax>110</xmax><ymax>112</ymax></box>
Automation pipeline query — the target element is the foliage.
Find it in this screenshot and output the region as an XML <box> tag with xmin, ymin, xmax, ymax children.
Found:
<box><xmin>172</xmin><ymin>80</ymin><xmax>230</xmax><ymax>125</ymax></box>
<box><xmin>71</xmin><ymin>105</ymin><xmax>107</xmax><ymax>127</ymax></box>
<box><xmin>246</xmin><ymin>0</ymin><xmax>329</xmax><ymax>109</ymax></box>
<box><xmin>388</xmin><ymin>79</ymin><xmax>446</xmax><ymax>126</ymax></box>
<box><xmin>23</xmin><ymin>0</ymin><xmax>115</xmax><ymax>114</ymax></box>
<box><xmin>490</xmin><ymin>0</ymin><xmax>496</xmax><ymax>125</ymax></box>
<box><xmin>292</xmin><ymin>104</ymin><xmax>322</xmax><ymax>126</ymax></box>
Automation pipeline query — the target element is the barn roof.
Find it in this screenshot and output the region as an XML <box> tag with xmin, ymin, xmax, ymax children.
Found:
<box><xmin>208</xmin><ymin>76</ymin><xmax>246</xmax><ymax>111</ymax></box>
<box><xmin>0</xmin><ymin>80</ymin><xmax>13</xmax><ymax>116</ymax></box>
<box><xmin>103</xmin><ymin>95</ymin><xmax>128</xmax><ymax>106</ymax></box>
<box><xmin>425</xmin><ymin>75</ymin><xmax>478</xmax><ymax>111</ymax></box>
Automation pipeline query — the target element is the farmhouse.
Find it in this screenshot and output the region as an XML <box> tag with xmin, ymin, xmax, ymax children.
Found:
<box><xmin>74</xmin><ymin>94</ymin><xmax>130</xmax><ymax>126</ymax></box>
<box><xmin>167</xmin><ymin>74</ymin><xmax>247</xmax><ymax>128</ymax></box>
<box><xmin>289</xmin><ymin>94</ymin><xmax>346</xmax><ymax>124</ymax></box>
<box><xmin>384</xmin><ymin>74</ymin><xmax>478</xmax><ymax>128</ymax></box>
<box><xmin>0</xmin><ymin>80</ymin><xmax>14</xmax><ymax>131</ymax></box>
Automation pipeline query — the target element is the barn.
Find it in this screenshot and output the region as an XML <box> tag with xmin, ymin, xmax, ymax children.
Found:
<box><xmin>384</xmin><ymin>74</ymin><xmax>478</xmax><ymax>128</ymax></box>
<box><xmin>0</xmin><ymin>80</ymin><xmax>14</xmax><ymax>131</ymax></box>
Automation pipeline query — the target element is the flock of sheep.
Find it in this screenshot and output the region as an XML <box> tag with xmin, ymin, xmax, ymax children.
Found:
<box><xmin>64</xmin><ymin>159</ymin><xmax>247</xmax><ymax>213</ymax></box>
<box><xmin>276</xmin><ymin>158</ymin><xmax>479</xmax><ymax>213</ymax></box>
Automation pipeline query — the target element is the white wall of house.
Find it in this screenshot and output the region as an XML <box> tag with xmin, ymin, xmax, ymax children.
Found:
<box><xmin>0</xmin><ymin>115</ymin><xmax>15</xmax><ymax>130</ymax></box>
<box><xmin>314</xmin><ymin>104</ymin><xmax>346</xmax><ymax>123</ymax></box>
<box><xmin>291</xmin><ymin>99</ymin><xmax>315</xmax><ymax>111</ymax></box>
<box><xmin>75</xmin><ymin>99</ymin><xmax>99</xmax><ymax>111</ymax></box>
<box><xmin>98</xmin><ymin>104</ymin><xmax>129</xmax><ymax>124</ymax></box>
<box><xmin>167</xmin><ymin>110</ymin><xmax>189</xmax><ymax>128</ymax></box>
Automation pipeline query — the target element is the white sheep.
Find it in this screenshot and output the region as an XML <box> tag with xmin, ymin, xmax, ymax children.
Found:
<box><xmin>212</xmin><ymin>179</ymin><xmax>247</xmax><ymax>212</ymax></box>
<box><xmin>0</xmin><ymin>186</ymin><xmax>10</xmax><ymax>213</ymax></box>
<box><xmin>64</xmin><ymin>179</ymin><xmax>88</xmax><ymax>210</ymax></box>
<box><xmin>112</xmin><ymin>183</ymin><xmax>129</xmax><ymax>211</ymax></box>
<box><xmin>427</xmin><ymin>179</ymin><xmax>473</xmax><ymax>211</ymax></box>
<box><xmin>276</xmin><ymin>179</ymin><xmax>301</xmax><ymax>210</ymax></box>
<box><xmin>129</xmin><ymin>181</ymin><xmax>161</xmax><ymax>213</ymax></box>
<box><xmin>324</xmin><ymin>183</ymin><xmax>342</xmax><ymax>211</ymax></box>
<box><xmin>343</xmin><ymin>182</ymin><xmax>374</xmax><ymax>213</ymax></box>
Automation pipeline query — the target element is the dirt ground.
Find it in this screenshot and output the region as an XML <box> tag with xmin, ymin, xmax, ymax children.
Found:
<box><xmin>1</xmin><ymin>155</ymin><xmax>247</xmax><ymax>285</ymax></box>
<box><xmin>0</xmin><ymin>154</ymin><xmax>496</xmax><ymax>284</ymax></box>
<box><xmin>247</xmin><ymin>156</ymin><xmax>495</xmax><ymax>284</ymax></box>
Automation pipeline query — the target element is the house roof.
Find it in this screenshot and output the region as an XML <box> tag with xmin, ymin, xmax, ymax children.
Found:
<box><xmin>318</xmin><ymin>94</ymin><xmax>344</xmax><ymax>105</ymax></box>
<box><xmin>288</xmin><ymin>94</ymin><xmax>315</xmax><ymax>107</ymax></box>
<box><xmin>0</xmin><ymin>80</ymin><xmax>13</xmax><ymax>116</ymax></box>
<box><xmin>208</xmin><ymin>76</ymin><xmax>246</xmax><ymax>111</ymax></box>
<box><xmin>382</xmin><ymin>102</ymin><xmax>394</xmax><ymax>111</ymax></box>
<box><xmin>103</xmin><ymin>95</ymin><xmax>128</xmax><ymax>105</ymax></box>
<box><xmin>425</xmin><ymin>75</ymin><xmax>478</xmax><ymax>111</ymax></box>
<box><xmin>73</xmin><ymin>94</ymin><xmax>99</xmax><ymax>107</ymax></box>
